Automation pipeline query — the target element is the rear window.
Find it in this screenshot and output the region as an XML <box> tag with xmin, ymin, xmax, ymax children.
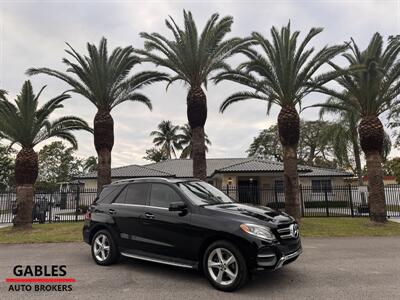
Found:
<box><xmin>97</xmin><ymin>185</ymin><xmax>124</xmax><ymax>204</ymax></box>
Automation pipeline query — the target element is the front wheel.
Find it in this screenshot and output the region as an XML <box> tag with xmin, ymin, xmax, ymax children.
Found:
<box><xmin>203</xmin><ymin>240</ymin><xmax>248</xmax><ymax>292</ymax></box>
<box><xmin>91</xmin><ymin>230</ymin><xmax>119</xmax><ymax>265</ymax></box>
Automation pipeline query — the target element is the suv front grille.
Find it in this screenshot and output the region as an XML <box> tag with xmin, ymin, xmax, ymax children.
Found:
<box><xmin>276</xmin><ymin>224</ymin><xmax>298</xmax><ymax>240</ymax></box>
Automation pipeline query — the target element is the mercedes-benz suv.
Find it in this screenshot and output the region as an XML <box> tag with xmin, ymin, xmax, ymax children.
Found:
<box><xmin>83</xmin><ymin>177</ymin><xmax>302</xmax><ymax>292</ymax></box>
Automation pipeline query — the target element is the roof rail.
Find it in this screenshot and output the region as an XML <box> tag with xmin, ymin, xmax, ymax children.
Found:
<box><xmin>111</xmin><ymin>177</ymin><xmax>172</xmax><ymax>185</ymax></box>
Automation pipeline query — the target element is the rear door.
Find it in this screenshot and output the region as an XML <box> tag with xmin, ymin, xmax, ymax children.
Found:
<box><xmin>111</xmin><ymin>183</ymin><xmax>150</xmax><ymax>249</ymax></box>
<box><xmin>140</xmin><ymin>183</ymin><xmax>194</xmax><ymax>259</ymax></box>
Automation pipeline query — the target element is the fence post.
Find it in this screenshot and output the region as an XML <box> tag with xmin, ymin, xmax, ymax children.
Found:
<box><xmin>348</xmin><ymin>184</ymin><xmax>354</xmax><ymax>217</ymax></box>
<box><xmin>324</xmin><ymin>187</ymin><xmax>329</xmax><ymax>217</ymax></box>
<box><xmin>48</xmin><ymin>191</ymin><xmax>53</xmax><ymax>223</ymax></box>
<box><xmin>300</xmin><ymin>184</ymin><xmax>304</xmax><ymax>217</ymax></box>
<box><xmin>75</xmin><ymin>184</ymin><xmax>80</xmax><ymax>222</ymax></box>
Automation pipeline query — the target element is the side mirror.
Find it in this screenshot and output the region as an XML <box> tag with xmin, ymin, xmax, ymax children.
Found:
<box><xmin>169</xmin><ymin>201</ymin><xmax>187</xmax><ymax>212</ymax></box>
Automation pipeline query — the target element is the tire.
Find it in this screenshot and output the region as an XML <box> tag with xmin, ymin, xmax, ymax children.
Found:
<box><xmin>202</xmin><ymin>240</ymin><xmax>248</xmax><ymax>292</ymax></box>
<box><xmin>91</xmin><ymin>229</ymin><xmax>119</xmax><ymax>266</ymax></box>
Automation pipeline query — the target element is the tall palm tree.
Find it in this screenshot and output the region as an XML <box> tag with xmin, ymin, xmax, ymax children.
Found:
<box><xmin>179</xmin><ymin>123</ymin><xmax>211</xmax><ymax>159</ymax></box>
<box><xmin>135</xmin><ymin>10</ymin><xmax>247</xmax><ymax>180</ymax></box>
<box><xmin>0</xmin><ymin>80</ymin><xmax>90</xmax><ymax>229</ymax></box>
<box><xmin>150</xmin><ymin>120</ymin><xmax>182</xmax><ymax>159</ymax></box>
<box><xmin>215</xmin><ymin>23</ymin><xmax>347</xmax><ymax>220</ymax></box>
<box><xmin>319</xmin><ymin>98</ymin><xmax>391</xmax><ymax>189</ymax></box>
<box><xmin>27</xmin><ymin>38</ymin><xmax>168</xmax><ymax>191</ymax></box>
<box><xmin>312</xmin><ymin>33</ymin><xmax>400</xmax><ymax>223</ymax></box>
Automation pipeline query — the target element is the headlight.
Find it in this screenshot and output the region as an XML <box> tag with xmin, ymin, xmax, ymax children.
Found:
<box><xmin>240</xmin><ymin>223</ymin><xmax>276</xmax><ymax>241</ymax></box>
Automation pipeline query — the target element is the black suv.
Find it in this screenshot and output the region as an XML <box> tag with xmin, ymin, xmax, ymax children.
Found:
<box><xmin>83</xmin><ymin>178</ymin><xmax>302</xmax><ymax>292</ymax></box>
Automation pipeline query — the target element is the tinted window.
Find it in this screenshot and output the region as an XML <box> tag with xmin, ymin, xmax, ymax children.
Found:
<box><xmin>150</xmin><ymin>184</ymin><xmax>181</xmax><ymax>208</ymax></box>
<box><xmin>124</xmin><ymin>183</ymin><xmax>149</xmax><ymax>205</ymax></box>
<box><xmin>113</xmin><ymin>187</ymin><xmax>128</xmax><ymax>203</ymax></box>
<box><xmin>97</xmin><ymin>185</ymin><xmax>124</xmax><ymax>204</ymax></box>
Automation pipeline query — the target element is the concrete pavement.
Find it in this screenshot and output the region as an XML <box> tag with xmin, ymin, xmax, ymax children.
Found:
<box><xmin>0</xmin><ymin>237</ymin><xmax>399</xmax><ymax>299</ymax></box>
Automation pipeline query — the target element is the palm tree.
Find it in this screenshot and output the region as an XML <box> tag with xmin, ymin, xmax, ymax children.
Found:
<box><xmin>27</xmin><ymin>38</ymin><xmax>168</xmax><ymax>191</ymax></box>
<box><xmin>135</xmin><ymin>10</ymin><xmax>247</xmax><ymax>180</ymax></box>
<box><xmin>215</xmin><ymin>23</ymin><xmax>347</xmax><ymax>220</ymax></box>
<box><xmin>179</xmin><ymin>123</ymin><xmax>211</xmax><ymax>159</ymax></box>
<box><xmin>150</xmin><ymin>120</ymin><xmax>182</xmax><ymax>159</ymax></box>
<box><xmin>83</xmin><ymin>156</ymin><xmax>98</xmax><ymax>173</ymax></box>
<box><xmin>319</xmin><ymin>98</ymin><xmax>391</xmax><ymax>190</ymax></box>
<box><xmin>0</xmin><ymin>80</ymin><xmax>90</xmax><ymax>229</ymax></box>
<box><xmin>312</xmin><ymin>33</ymin><xmax>400</xmax><ymax>223</ymax></box>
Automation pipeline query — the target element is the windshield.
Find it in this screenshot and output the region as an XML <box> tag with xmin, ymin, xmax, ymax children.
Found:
<box><xmin>176</xmin><ymin>181</ymin><xmax>234</xmax><ymax>206</ymax></box>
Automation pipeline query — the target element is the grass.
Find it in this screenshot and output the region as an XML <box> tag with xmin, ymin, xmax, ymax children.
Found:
<box><xmin>0</xmin><ymin>222</ymin><xmax>83</xmax><ymax>244</ymax></box>
<box><xmin>0</xmin><ymin>218</ymin><xmax>399</xmax><ymax>244</ymax></box>
<box><xmin>300</xmin><ymin>217</ymin><xmax>400</xmax><ymax>237</ymax></box>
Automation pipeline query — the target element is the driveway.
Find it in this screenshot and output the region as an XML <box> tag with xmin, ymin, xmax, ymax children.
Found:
<box><xmin>0</xmin><ymin>237</ymin><xmax>399</xmax><ymax>300</ymax></box>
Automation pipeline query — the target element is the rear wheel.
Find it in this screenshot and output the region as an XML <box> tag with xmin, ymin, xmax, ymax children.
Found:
<box><xmin>91</xmin><ymin>230</ymin><xmax>119</xmax><ymax>265</ymax></box>
<box><xmin>203</xmin><ymin>240</ymin><xmax>247</xmax><ymax>292</ymax></box>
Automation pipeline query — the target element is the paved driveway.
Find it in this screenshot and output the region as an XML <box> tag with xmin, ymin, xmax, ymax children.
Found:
<box><xmin>0</xmin><ymin>237</ymin><xmax>399</xmax><ymax>300</ymax></box>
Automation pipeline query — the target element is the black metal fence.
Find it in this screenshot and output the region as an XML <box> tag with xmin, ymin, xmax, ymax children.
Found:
<box><xmin>223</xmin><ymin>184</ymin><xmax>400</xmax><ymax>218</ymax></box>
<box><xmin>0</xmin><ymin>187</ymin><xmax>97</xmax><ymax>224</ymax></box>
<box><xmin>0</xmin><ymin>184</ymin><xmax>399</xmax><ymax>224</ymax></box>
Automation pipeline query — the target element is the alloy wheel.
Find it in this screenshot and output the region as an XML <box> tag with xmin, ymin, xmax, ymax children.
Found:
<box><xmin>93</xmin><ymin>234</ymin><xmax>110</xmax><ymax>262</ymax></box>
<box><xmin>207</xmin><ymin>247</ymin><xmax>238</xmax><ymax>286</ymax></box>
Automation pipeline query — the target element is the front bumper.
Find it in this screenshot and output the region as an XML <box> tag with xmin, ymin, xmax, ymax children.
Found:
<box><xmin>274</xmin><ymin>247</ymin><xmax>302</xmax><ymax>270</ymax></box>
<box><xmin>255</xmin><ymin>242</ymin><xmax>302</xmax><ymax>270</ymax></box>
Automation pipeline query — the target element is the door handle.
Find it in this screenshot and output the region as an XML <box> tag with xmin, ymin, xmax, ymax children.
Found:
<box><xmin>109</xmin><ymin>208</ymin><xmax>116</xmax><ymax>215</ymax></box>
<box><xmin>144</xmin><ymin>212</ymin><xmax>154</xmax><ymax>219</ymax></box>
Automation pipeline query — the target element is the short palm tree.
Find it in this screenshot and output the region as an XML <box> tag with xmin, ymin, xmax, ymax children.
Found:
<box><xmin>215</xmin><ymin>23</ymin><xmax>347</xmax><ymax>220</ymax></box>
<box><xmin>312</xmin><ymin>33</ymin><xmax>400</xmax><ymax>223</ymax></box>
<box><xmin>0</xmin><ymin>80</ymin><xmax>90</xmax><ymax>229</ymax></box>
<box><xmin>27</xmin><ymin>38</ymin><xmax>168</xmax><ymax>191</ymax></box>
<box><xmin>179</xmin><ymin>123</ymin><xmax>211</xmax><ymax>159</ymax></box>
<box><xmin>150</xmin><ymin>120</ymin><xmax>182</xmax><ymax>159</ymax></box>
<box><xmin>135</xmin><ymin>10</ymin><xmax>247</xmax><ymax>180</ymax></box>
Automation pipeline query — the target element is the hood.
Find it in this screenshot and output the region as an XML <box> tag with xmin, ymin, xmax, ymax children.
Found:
<box><xmin>203</xmin><ymin>203</ymin><xmax>294</xmax><ymax>226</ymax></box>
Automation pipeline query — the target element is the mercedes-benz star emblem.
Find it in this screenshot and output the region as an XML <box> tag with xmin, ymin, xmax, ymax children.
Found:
<box><xmin>289</xmin><ymin>224</ymin><xmax>299</xmax><ymax>238</ymax></box>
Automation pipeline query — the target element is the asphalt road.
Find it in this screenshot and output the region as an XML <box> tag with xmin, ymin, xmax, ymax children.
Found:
<box><xmin>0</xmin><ymin>237</ymin><xmax>399</xmax><ymax>300</ymax></box>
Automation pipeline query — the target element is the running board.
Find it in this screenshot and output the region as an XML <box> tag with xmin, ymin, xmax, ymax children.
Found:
<box><xmin>120</xmin><ymin>252</ymin><xmax>196</xmax><ymax>269</ymax></box>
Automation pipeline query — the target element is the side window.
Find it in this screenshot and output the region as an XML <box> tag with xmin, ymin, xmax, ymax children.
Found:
<box><xmin>150</xmin><ymin>184</ymin><xmax>181</xmax><ymax>208</ymax></box>
<box><xmin>124</xmin><ymin>183</ymin><xmax>149</xmax><ymax>205</ymax></box>
<box><xmin>98</xmin><ymin>185</ymin><xmax>124</xmax><ymax>204</ymax></box>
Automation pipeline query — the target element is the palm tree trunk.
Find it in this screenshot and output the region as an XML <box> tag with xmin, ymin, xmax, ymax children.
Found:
<box><xmin>350</xmin><ymin>125</ymin><xmax>366</xmax><ymax>204</ymax></box>
<box><xmin>278</xmin><ymin>105</ymin><xmax>301</xmax><ymax>221</ymax></box>
<box><xmin>192</xmin><ymin>127</ymin><xmax>206</xmax><ymax>180</ymax></box>
<box><xmin>187</xmin><ymin>86</ymin><xmax>207</xmax><ymax>180</ymax></box>
<box><xmin>13</xmin><ymin>147</ymin><xmax>38</xmax><ymax>229</ymax></box>
<box><xmin>282</xmin><ymin>145</ymin><xmax>300</xmax><ymax>220</ymax></box>
<box><xmin>358</xmin><ymin>116</ymin><xmax>386</xmax><ymax>223</ymax></box>
<box><xmin>365</xmin><ymin>151</ymin><xmax>386</xmax><ymax>222</ymax></box>
<box><xmin>94</xmin><ymin>110</ymin><xmax>114</xmax><ymax>192</ymax></box>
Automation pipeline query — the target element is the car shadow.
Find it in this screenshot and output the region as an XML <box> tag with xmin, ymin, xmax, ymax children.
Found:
<box><xmin>118</xmin><ymin>255</ymin><xmax>303</xmax><ymax>294</ymax></box>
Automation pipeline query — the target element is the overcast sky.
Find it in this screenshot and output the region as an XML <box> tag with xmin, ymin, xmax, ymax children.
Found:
<box><xmin>0</xmin><ymin>0</ymin><xmax>399</xmax><ymax>167</ymax></box>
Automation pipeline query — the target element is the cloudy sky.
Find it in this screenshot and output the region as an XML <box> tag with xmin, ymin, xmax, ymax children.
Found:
<box><xmin>0</xmin><ymin>0</ymin><xmax>399</xmax><ymax>167</ymax></box>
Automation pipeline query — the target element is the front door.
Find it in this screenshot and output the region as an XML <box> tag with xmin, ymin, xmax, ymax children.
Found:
<box><xmin>140</xmin><ymin>183</ymin><xmax>193</xmax><ymax>260</ymax></box>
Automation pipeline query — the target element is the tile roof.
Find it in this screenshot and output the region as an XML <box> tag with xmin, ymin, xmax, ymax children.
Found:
<box><xmin>78</xmin><ymin>164</ymin><xmax>173</xmax><ymax>179</ymax></box>
<box><xmin>77</xmin><ymin>158</ymin><xmax>352</xmax><ymax>179</ymax></box>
